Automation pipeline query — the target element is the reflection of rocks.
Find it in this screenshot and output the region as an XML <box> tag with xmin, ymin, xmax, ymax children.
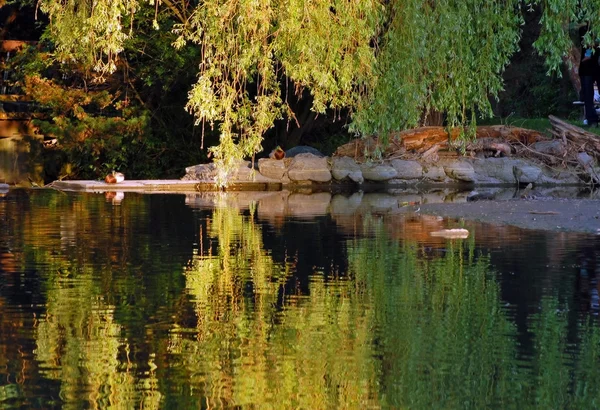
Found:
<box><xmin>181</xmin><ymin>152</ymin><xmax>588</xmax><ymax>189</ymax></box>
<box><xmin>184</xmin><ymin>188</ymin><xmax>600</xmax><ymax>236</ymax></box>
<box><xmin>185</xmin><ymin>188</ymin><xmax>528</xmax><ymax>219</ymax></box>
<box><xmin>361</xmin><ymin>193</ymin><xmax>401</xmax><ymax>212</ymax></box>
<box><xmin>330</xmin><ymin>192</ymin><xmax>363</xmax><ymax>215</ymax></box>
<box><xmin>288</xmin><ymin>192</ymin><xmax>331</xmax><ymax>217</ymax></box>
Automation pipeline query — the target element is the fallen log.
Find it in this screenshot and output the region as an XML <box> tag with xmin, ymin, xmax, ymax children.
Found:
<box><xmin>548</xmin><ymin>115</ymin><xmax>600</xmax><ymax>154</ymax></box>
<box><xmin>334</xmin><ymin>125</ymin><xmax>544</xmax><ymax>161</ymax></box>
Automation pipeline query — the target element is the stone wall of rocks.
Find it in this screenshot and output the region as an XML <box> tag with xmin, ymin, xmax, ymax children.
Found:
<box><xmin>181</xmin><ymin>153</ymin><xmax>584</xmax><ymax>187</ymax></box>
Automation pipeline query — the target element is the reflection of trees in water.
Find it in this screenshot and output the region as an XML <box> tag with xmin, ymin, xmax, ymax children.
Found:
<box><xmin>181</xmin><ymin>205</ymin><xmax>379</xmax><ymax>408</ymax></box>
<box><xmin>2</xmin><ymin>192</ymin><xmax>600</xmax><ymax>408</ymax></box>
<box><xmin>0</xmin><ymin>191</ymin><xmax>195</xmax><ymax>408</ymax></box>
<box><xmin>181</xmin><ymin>208</ymin><xmax>600</xmax><ymax>408</ymax></box>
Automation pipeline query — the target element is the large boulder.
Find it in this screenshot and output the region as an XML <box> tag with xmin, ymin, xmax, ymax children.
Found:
<box><xmin>471</xmin><ymin>158</ymin><xmax>545</xmax><ymax>184</ymax></box>
<box><xmin>513</xmin><ymin>164</ymin><xmax>543</xmax><ymax>184</ymax></box>
<box><xmin>422</xmin><ymin>164</ymin><xmax>449</xmax><ymax>182</ymax></box>
<box><xmin>472</xmin><ymin>158</ymin><xmax>519</xmax><ymax>183</ymax></box>
<box><xmin>182</xmin><ymin>163</ymin><xmax>217</xmax><ymax>181</ymax></box>
<box><xmin>331</xmin><ymin>156</ymin><xmax>364</xmax><ymax>183</ymax></box>
<box><xmin>287</xmin><ymin>153</ymin><xmax>332</xmax><ymax>182</ymax></box>
<box><xmin>258</xmin><ymin>158</ymin><xmax>287</xmax><ymax>180</ymax></box>
<box><xmin>530</xmin><ymin>140</ymin><xmax>567</xmax><ymax>157</ymax></box>
<box><xmin>228</xmin><ymin>160</ymin><xmax>281</xmax><ymax>183</ymax></box>
<box><xmin>390</xmin><ymin>159</ymin><xmax>423</xmax><ymax>180</ymax></box>
<box><xmin>442</xmin><ymin>160</ymin><xmax>476</xmax><ymax>182</ymax></box>
<box><xmin>360</xmin><ymin>163</ymin><xmax>398</xmax><ymax>181</ymax></box>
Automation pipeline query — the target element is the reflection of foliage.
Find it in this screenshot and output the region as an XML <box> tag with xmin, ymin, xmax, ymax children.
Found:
<box><xmin>0</xmin><ymin>191</ymin><xmax>191</xmax><ymax>408</ymax></box>
<box><xmin>4</xmin><ymin>193</ymin><xmax>600</xmax><ymax>408</ymax></box>
<box><xmin>348</xmin><ymin>226</ymin><xmax>521</xmax><ymax>409</ymax></box>
<box><xmin>180</xmin><ymin>205</ymin><xmax>379</xmax><ymax>408</ymax></box>
<box><xmin>178</xmin><ymin>208</ymin><xmax>518</xmax><ymax>407</ymax></box>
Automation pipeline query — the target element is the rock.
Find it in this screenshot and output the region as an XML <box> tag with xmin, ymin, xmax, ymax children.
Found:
<box><xmin>513</xmin><ymin>164</ymin><xmax>542</xmax><ymax>184</ymax></box>
<box><xmin>538</xmin><ymin>171</ymin><xmax>582</xmax><ymax>185</ymax></box>
<box><xmin>287</xmin><ymin>153</ymin><xmax>332</xmax><ymax>182</ymax></box>
<box><xmin>258</xmin><ymin>158</ymin><xmax>287</xmax><ymax>180</ymax></box>
<box><xmin>331</xmin><ymin>156</ymin><xmax>364</xmax><ymax>183</ymax></box>
<box><xmin>531</xmin><ymin>140</ymin><xmax>567</xmax><ymax>157</ymax></box>
<box><xmin>471</xmin><ymin>158</ymin><xmax>517</xmax><ymax>183</ymax></box>
<box><xmin>229</xmin><ymin>161</ymin><xmax>281</xmax><ymax>183</ymax></box>
<box><xmin>442</xmin><ymin>160</ymin><xmax>476</xmax><ymax>182</ymax></box>
<box><xmin>422</xmin><ymin>165</ymin><xmax>449</xmax><ymax>182</ymax></box>
<box><xmin>182</xmin><ymin>163</ymin><xmax>217</xmax><ymax>181</ymax></box>
<box><xmin>390</xmin><ymin>159</ymin><xmax>423</xmax><ymax>179</ymax></box>
<box><xmin>577</xmin><ymin>152</ymin><xmax>600</xmax><ymax>183</ymax></box>
<box><xmin>229</xmin><ymin>160</ymin><xmax>253</xmax><ymax>180</ymax></box>
<box><xmin>360</xmin><ymin>163</ymin><xmax>398</xmax><ymax>181</ymax></box>
<box><xmin>286</xmin><ymin>146</ymin><xmax>325</xmax><ymax>158</ymax></box>
<box><xmin>577</xmin><ymin>152</ymin><xmax>595</xmax><ymax>168</ymax></box>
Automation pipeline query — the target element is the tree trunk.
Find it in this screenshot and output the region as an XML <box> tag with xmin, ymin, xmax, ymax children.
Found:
<box><xmin>564</xmin><ymin>45</ymin><xmax>582</xmax><ymax>97</ymax></box>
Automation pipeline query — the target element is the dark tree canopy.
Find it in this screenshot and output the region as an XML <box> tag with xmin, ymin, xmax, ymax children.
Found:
<box><xmin>34</xmin><ymin>0</ymin><xmax>600</xmax><ymax>183</ymax></box>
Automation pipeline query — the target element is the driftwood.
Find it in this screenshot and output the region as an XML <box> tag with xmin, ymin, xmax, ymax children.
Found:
<box><xmin>334</xmin><ymin>125</ymin><xmax>544</xmax><ymax>161</ymax></box>
<box><xmin>548</xmin><ymin>115</ymin><xmax>600</xmax><ymax>154</ymax></box>
<box><xmin>334</xmin><ymin>117</ymin><xmax>600</xmax><ymax>185</ymax></box>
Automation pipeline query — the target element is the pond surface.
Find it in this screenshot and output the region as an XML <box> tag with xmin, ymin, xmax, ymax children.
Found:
<box><xmin>1</xmin><ymin>189</ymin><xmax>600</xmax><ymax>409</ymax></box>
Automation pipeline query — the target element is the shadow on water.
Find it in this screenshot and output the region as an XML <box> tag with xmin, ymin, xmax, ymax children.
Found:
<box><xmin>0</xmin><ymin>188</ymin><xmax>599</xmax><ymax>408</ymax></box>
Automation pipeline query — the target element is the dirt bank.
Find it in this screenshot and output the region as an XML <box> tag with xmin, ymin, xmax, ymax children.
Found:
<box><xmin>414</xmin><ymin>198</ymin><xmax>600</xmax><ymax>235</ymax></box>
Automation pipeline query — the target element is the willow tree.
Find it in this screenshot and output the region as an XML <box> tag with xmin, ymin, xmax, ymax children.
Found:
<box><xmin>37</xmin><ymin>0</ymin><xmax>596</xmax><ymax>183</ymax></box>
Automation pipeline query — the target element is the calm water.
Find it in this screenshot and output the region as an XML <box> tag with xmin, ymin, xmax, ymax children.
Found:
<box><xmin>1</xmin><ymin>189</ymin><xmax>600</xmax><ymax>409</ymax></box>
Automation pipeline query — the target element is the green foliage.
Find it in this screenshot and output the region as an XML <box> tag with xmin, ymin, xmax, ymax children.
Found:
<box><xmin>33</xmin><ymin>0</ymin><xmax>600</xmax><ymax>183</ymax></box>
<box><xmin>39</xmin><ymin>0</ymin><xmax>134</xmax><ymax>77</ymax></box>
<box><xmin>173</xmin><ymin>0</ymin><xmax>382</xmax><ymax>184</ymax></box>
<box><xmin>354</xmin><ymin>0</ymin><xmax>523</xmax><ymax>141</ymax></box>
<box><xmin>23</xmin><ymin>74</ymin><xmax>150</xmax><ymax>179</ymax></box>
<box><xmin>9</xmin><ymin>2</ymin><xmax>210</xmax><ymax>181</ymax></box>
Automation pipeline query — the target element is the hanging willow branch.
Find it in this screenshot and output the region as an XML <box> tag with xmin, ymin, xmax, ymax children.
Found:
<box><xmin>37</xmin><ymin>0</ymin><xmax>598</xmax><ymax>185</ymax></box>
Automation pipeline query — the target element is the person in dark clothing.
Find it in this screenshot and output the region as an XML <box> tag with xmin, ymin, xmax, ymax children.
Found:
<box><xmin>578</xmin><ymin>25</ymin><xmax>600</xmax><ymax>126</ymax></box>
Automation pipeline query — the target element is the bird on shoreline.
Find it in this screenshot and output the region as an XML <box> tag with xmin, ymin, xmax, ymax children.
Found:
<box><xmin>105</xmin><ymin>171</ymin><xmax>125</xmax><ymax>184</ymax></box>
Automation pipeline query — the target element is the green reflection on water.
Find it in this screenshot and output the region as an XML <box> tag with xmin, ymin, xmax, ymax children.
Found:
<box><xmin>2</xmin><ymin>193</ymin><xmax>600</xmax><ymax>409</ymax></box>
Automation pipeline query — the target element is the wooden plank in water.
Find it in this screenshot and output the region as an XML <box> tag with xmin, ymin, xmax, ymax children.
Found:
<box><xmin>50</xmin><ymin>180</ymin><xmax>284</xmax><ymax>193</ymax></box>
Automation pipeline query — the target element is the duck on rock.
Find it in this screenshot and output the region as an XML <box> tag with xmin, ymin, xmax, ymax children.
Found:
<box><xmin>269</xmin><ymin>146</ymin><xmax>286</xmax><ymax>160</ymax></box>
<box><xmin>105</xmin><ymin>171</ymin><xmax>125</xmax><ymax>184</ymax></box>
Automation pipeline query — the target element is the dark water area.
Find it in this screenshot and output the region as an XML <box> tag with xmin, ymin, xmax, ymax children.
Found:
<box><xmin>1</xmin><ymin>189</ymin><xmax>600</xmax><ymax>409</ymax></box>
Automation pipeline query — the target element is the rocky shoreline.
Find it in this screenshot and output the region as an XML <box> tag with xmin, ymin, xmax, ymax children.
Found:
<box><xmin>181</xmin><ymin>152</ymin><xmax>585</xmax><ymax>188</ymax></box>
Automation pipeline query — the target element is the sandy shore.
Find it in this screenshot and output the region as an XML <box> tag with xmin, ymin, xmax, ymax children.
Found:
<box><xmin>415</xmin><ymin>198</ymin><xmax>600</xmax><ymax>235</ymax></box>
